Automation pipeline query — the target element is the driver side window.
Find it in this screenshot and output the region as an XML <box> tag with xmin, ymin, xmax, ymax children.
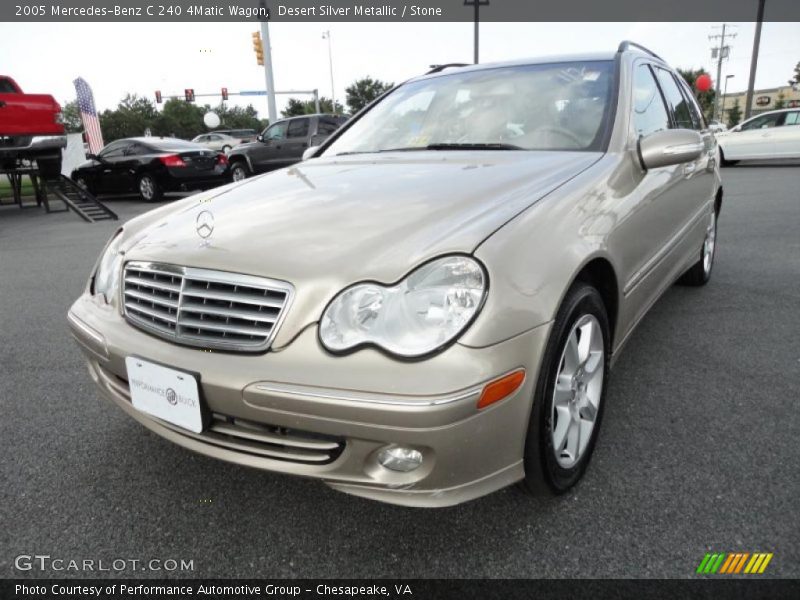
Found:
<box><xmin>741</xmin><ymin>114</ymin><xmax>781</xmax><ymax>130</ymax></box>
<box><xmin>264</xmin><ymin>122</ymin><xmax>287</xmax><ymax>141</ymax></box>
<box><xmin>99</xmin><ymin>142</ymin><xmax>127</xmax><ymax>158</ymax></box>
<box><xmin>632</xmin><ymin>64</ymin><xmax>670</xmax><ymax>138</ymax></box>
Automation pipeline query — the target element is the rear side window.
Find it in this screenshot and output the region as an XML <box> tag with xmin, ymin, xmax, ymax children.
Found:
<box><xmin>0</xmin><ymin>78</ymin><xmax>17</xmax><ymax>93</ymax></box>
<box><xmin>317</xmin><ymin>119</ymin><xmax>340</xmax><ymax>135</ymax></box>
<box><xmin>654</xmin><ymin>67</ymin><xmax>695</xmax><ymax>129</ymax></box>
<box><xmin>632</xmin><ymin>64</ymin><xmax>670</xmax><ymax>137</ymax></box>
<box><xmin>287</xmin><ymin>118</ymin><xmax>310</xmax><ymax>138</ymax></box>
<box><xmin>783</xmin><ymin>111</ymin><xmax>799</xmax><ymax>126</ymax></box>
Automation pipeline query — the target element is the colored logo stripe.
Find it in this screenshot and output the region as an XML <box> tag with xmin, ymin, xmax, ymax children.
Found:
<box><xmin>697</xmin><ymin>552</ymin><xmax>773</xmax><ymax>574</ymax></box>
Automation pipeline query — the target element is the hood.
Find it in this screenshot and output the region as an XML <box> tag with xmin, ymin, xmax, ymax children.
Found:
<box><xmin>122</xmin><ymin>150</ymin><xmax>600</xmax><ymax>345</ymax></box>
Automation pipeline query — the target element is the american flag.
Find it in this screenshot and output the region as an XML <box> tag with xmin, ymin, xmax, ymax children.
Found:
<box><xmin>73</xmin><ymin>77</ymin><xmax>104</xmax><ymax>154</ymax></box>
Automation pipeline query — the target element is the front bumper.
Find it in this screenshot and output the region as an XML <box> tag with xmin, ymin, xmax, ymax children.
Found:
<box><xmin>68</xmin><ymin>293</ymin><xmax>550</xmax><ymax>507</ymax></box>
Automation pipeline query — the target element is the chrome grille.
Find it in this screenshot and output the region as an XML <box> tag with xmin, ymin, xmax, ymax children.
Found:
<box><xmin>122</xmin><ymin>261</ymin><xmax>293</xmax><ymax>352</ymax></box>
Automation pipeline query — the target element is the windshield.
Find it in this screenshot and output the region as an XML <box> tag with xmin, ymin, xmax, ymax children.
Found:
<box><xmin>323</xmin><ymin>60</ymin><xmax>614</xmax><ymax>156</ymax></box>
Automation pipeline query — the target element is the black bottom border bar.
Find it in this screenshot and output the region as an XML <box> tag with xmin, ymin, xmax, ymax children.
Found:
<box><xmin>3</xmin><ymin>579</ymin><xmax>800</xmax><ymax>600</ymax></box>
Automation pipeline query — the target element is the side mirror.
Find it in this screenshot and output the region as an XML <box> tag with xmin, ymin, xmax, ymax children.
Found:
<box><xmin>87</xmin><ymin>153</ymin><xmax>97</xmax><ymax>160</ymax></box>
<box><xmin>638</xmin><ymin>129</ymin><xmax>703</xmax><ymax>170</ymax></box>
<box><xmin>302</xmin><ymin>146</ymin><xmax>320</xmax><ymax>160</ymax></box>
<box><xmin>731</xmin><ymin>125</ymin><xmax>741</xmax><ymax>132</ymax></box>
<box><xmin>257</xmin><ymin>134</ymin><xmax>264</xmax><ymax>142</ymax></box>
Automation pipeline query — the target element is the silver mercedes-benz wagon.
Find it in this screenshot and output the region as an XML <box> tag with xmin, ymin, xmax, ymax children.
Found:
<box><xmin>69</xmin><ymin>42</ymin><xmax>722</xmax><ymax>506</ymax></box>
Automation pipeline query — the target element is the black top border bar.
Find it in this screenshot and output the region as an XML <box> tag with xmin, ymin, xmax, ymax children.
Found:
<box><xmin>4</xmin><ymin>0</ymin><xmax>800</xmax><ymax>22</ymax></box>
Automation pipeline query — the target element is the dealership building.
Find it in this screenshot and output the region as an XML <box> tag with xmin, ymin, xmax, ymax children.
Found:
<box><xmin>720</xmin><ymin>84</ymin><xmax>800</xmax><ymax>123</ymax></box>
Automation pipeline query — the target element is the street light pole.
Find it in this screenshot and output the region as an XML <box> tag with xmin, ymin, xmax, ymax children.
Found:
<box><xmin>464</xmin><ymin>0</ymin><xmax>490</xmax><ymax>64</ymax></box>
<box><xmin>722</xmin><ymin>74</ymin><xmax>735</xmax><ymax>122</ymax></box>
<box><xmin>322</xmin><ymin>30</ymin><xmax>336</xmax><ymax>113</ymax></box>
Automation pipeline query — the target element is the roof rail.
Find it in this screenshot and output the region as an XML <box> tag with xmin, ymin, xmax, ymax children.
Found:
<box><xmin>617</xmin><ymin>41</ymin><xmax>663</xmax><ymax>61</ymax></box>
<box><xmin>426</xmin><ymin>63</ymin><xmax>470</xmax><ymax>75</ymax></box>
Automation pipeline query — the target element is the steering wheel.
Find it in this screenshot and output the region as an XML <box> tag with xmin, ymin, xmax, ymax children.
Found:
<box><xmin>529</xmin><ymin>126</ymin><xmax>585</xmax><ymax>148</ymax></box>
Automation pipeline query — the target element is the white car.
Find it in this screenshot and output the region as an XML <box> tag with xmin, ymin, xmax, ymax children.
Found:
<box><xmin>191</xmin><ymin>132</ymin><xmax>240</xmax><ymax>153</ymax></box>
<box><xmin>708</xmin><ymin>120</ymin><xmax>727</xmax><ymax>133</ymax></box>
<box><xmin>716</xmin><ymin>108</ymin><xmax>800</xmax><ymax>164</ymax></box>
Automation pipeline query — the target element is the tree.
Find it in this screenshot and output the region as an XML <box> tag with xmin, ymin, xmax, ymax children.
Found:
<box><xmin>281</xmin><ymin>96</ymin><xmax>343</xmax><ymax>117</ymax></box>
<box><xmin>677</xmin><ymin>68</ymin><xmax>716</xmax><ymax>121</ymax></box>
<box><xmin>99</xmin><ymin>94</ymin><xmax>159</xmax><ymax>142</ymax></box>
<box><xmin>213</xmin><ymin>103</ymin><xmax>262</xmax><ymax>130</ymax></box>
<box><xmin>789</xmin><ymin>61</ymin><xmax>800</xmax><ymax>87</ymax></box>
<box><xmin>726</xmin><ymin>98</ymin><xmax>742</xmax><ymax>128</ymax></box>
<box><xmin>60</xmin><ymin>100</ymin><xmax>83</xmax><ymax>134</ymax></box>
<box><xmin>345</xmin><ymin>76</ymin><xmax>393</xmax><ymax>114</ymax></box>
<box><xmin>152</xmin><ymin>98</ymin><xmax>205</xmax><ymax>139</ymax></box>
<box><xmin>774</xmin><ymin>91</ymin><xmax>786</xmax><ymax>110</ymax></box>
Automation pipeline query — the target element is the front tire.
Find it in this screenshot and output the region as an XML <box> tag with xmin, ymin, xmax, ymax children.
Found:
<box><xmin>522</xmin><ymin>283</ymin><xmax>610</xmax><ymax>495</ymax></box>
<box><xmin>73</xmin><ymin>175</ymin><xmax>93</xmax><ymax>195</ymax></box>
<box><xmin>230</xmin><ymin>160</ymin><xmax>249</xmax><ymax>182</ymax></box>
<box><xmin>678</xmin><ymin>210</ymin><xmax>717</xmax><ymax>286</ymax></box>
<box><xmin>719</xmin><ymin>148</ymin><xmax>738</xmax><ymax>167</ymax></box>
<box><xmin>137</xmin><ymin>173</ymin><xmax>162</xmax><ymax>202</ymax></box>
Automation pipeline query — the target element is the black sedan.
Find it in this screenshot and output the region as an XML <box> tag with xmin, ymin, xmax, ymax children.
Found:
<box><xmin>71</xmin><ymin>137</ymin><xmax>230</xmax><ymax>202</ymax></box>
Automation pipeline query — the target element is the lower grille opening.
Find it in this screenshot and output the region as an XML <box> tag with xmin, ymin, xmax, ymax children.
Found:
<box><xmin>97</xmin><ymin>365</ymin><xmax>345</xmax><ymax>465</ymax></box>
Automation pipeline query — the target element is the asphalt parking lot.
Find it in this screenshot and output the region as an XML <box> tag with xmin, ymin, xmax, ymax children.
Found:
<box><xmin>1</xmin><ymin>165</ymin><xmax>798</xmax><ymax>579</ymax></box>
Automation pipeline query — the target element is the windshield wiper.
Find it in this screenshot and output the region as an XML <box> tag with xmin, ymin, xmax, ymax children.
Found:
<box><xmin>335</xmin><ymin>143</ymin><xmax>524</xmax><ymax>156</ymax></box>
<box><xmin>423</xmin><ymin>142</ymin><xmax>524</xmax><ymax>151</ymax></box>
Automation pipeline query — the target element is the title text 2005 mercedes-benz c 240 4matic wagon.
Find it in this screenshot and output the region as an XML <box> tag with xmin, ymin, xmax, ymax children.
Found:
<box><xmin>69</xmin><ymin>42</ymin><xmax>722</xmax><ymax>507</ymax></box>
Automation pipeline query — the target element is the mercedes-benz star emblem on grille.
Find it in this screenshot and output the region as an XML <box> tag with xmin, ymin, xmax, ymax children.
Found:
<box><xmin>196</xmin><ymin>210</ymin><xmax>214</xmax><ymax>239</ymax></box>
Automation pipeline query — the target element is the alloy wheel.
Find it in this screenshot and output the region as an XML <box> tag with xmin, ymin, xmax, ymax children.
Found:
<box><xmin>139</xmin><ymin>176</ymin><xmax>155</xmax><ymax>200</ymax></box>
<box><xmin>231</xmin><ymin>165</ymin><xmax>247</xmax><ymax>182</ymax></box>
<box><xmin>551</xmin><ymin>314</ymin><xmax>605</xmax><ymax>469</ymax></box>
<box><xmin>703</xmin><ymin>212</ymin><xmax>717</xmax><ymax>276</ymax></box>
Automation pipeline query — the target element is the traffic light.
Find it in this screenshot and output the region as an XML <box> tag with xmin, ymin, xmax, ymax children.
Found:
<box><xmin>184</xmin><ymin>88</ymin><xmax>195</xmax><ymax>102</ymax></box>
<box><xmin>252</xmin><ymin>31</ymin><xmax>264</xmax><ymax>66</ymax></box>
<box><xmin>221</xmin><ymin>87</ymin><xmax>228</xmax><ymax>101</ymax></box>
<box><xmin>155</xmin><ymin>90</ymin><xmax>162</xmax><ymax>104</ymax></box>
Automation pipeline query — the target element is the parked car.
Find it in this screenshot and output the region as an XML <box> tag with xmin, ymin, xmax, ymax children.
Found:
<box><xmin>716</xmin><ymin>108</ymin><xmax>800</xmax><ymax>164</ymax></box>
<box><xmin>214</xmin><ymin>128</ymin><xmax>258</xmax><ymax>143</ymax></box>
<box><xmin>71</xmin><ymin>137</ymin><xmax>229</xmax><ymax>201</ymax></box>
<box><xmin>708</xmin><ymin>120</ymin><xmax>727</xmax><ymax>133</ymax></box>
<box><xmin>191</xmin><ymin>132</ymin><xmax>241</xmax><ymax>153</ymax></box>
<box><xmin>68</xmin><ymin>42</ymin><xmax>721</xmax><ymax>507</ymax></box>
<box><xmin>0</xmin><ymin>75</ymin><xmax>65</xmax><ymax>178</ymax></box>
<box><xmin>227</xmin><ymin>114</ymin><xmax>347</xmax><ymax>181</ymax></box>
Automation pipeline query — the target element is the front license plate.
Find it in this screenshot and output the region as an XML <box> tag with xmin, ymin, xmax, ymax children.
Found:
<box><xmin>125</xmin><ymin>357</ymin><xmax>203</xmax><ymax>433</ymax></box>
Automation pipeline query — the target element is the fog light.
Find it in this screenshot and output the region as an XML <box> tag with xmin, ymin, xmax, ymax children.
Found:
<box><xmin>378</xmin><ymin>446</ymin><xmax>423</xmax><ymax>472</ymax></box>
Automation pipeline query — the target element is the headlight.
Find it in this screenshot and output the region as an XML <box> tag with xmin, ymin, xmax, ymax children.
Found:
<box><xmin>319</xmin><ymin>255</ymin><xmax>487</xmax><ymax>358</ymax></box>
<box><xmin>93</xmin><ymin>231</ymin><xmax>123</xmax><ymax>302</ymax></box>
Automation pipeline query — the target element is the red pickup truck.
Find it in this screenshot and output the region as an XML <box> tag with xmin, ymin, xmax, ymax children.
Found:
<box><xmin>0</xmin><ymin>75</ymin><xmax>66</xmax><ymax>178</ymax></box>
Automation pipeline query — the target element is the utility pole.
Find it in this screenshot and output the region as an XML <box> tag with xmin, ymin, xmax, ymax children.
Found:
<box><xmin>744</xmin><ymin>0</ymin><xmax>766</xmax><ymax>120</ymax></box>
<box><xmin>322</xmin><ymin>31</ymin><xmax>336</xmax><ymax>113</ymax></box>
<box><xmin>259</xmin><ymin>1</ymin><xmax>277</xmax><ymax>123</ymax></box>
<box><xmin>464</xmin><ymin>0</ymin><xmax>489</xmax><ymax>64</ymax></box>
<box><xmin>709</xmin><ymin>24</ymin><xmax>736</xmax><ymax>122</ymax></box>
